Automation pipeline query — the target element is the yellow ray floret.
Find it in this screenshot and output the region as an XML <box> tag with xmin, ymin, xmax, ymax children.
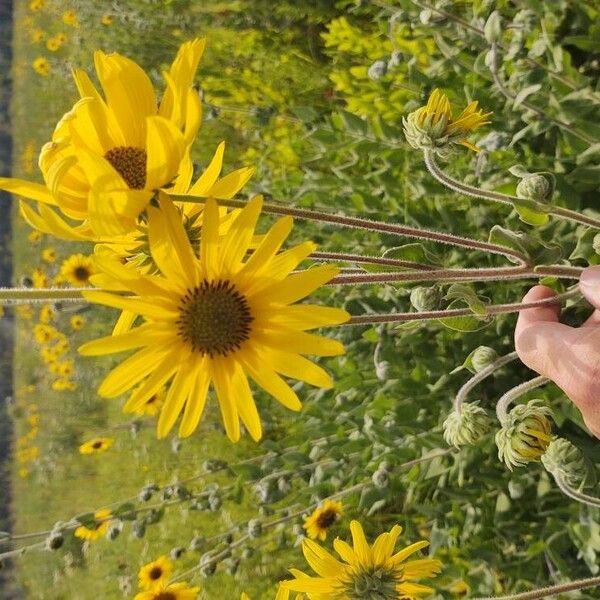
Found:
<box><xmin>281</xmin><ymin>519</ymin><xmax>442</xmax><ymax>599</ymax></box>
<box><xmin>79</xmin><ymin>195</ymin><xmax>350</xmax><ymax>442</ymax></box>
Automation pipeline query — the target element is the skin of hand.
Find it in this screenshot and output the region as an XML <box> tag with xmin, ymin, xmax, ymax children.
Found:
<box><xmin>514</xmin><ymin>267</ymin><xmax>600</xmax><ymax>440</ymax></box>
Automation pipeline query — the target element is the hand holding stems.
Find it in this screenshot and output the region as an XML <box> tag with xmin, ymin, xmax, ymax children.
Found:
<box><xmin>515</xmin><ymin>266</ymin><xmax>600</xmax><ymax>440</ymax></box>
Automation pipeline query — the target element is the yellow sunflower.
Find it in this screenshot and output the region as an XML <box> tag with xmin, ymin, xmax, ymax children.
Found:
<box><xmin>70</xmin><ymin>314</ymin><xmax>85</xmax><ymax>330</ymax></box>
<box><xmin>74</xmin><ymin>508</ymin><xmax>112</xmax><ymax>541</ymax></box>
<box><xmin>60</xmin><ymin>253</ymin><xmax>95</xmax><ymax>285</ymax></box>
<box><xmin>62</xmin><ymin>9</ymin><xmax>78</xmax><ymax>26</ymax></box>
<box><xmin>79</xmin><ymin>437</ymin><xmax>113</xmax><ymax>454</ymax></box>
<box><xmin>0</xmin><ymin>39</ymin><xmax>206</xmax><ymax>239</ymax></box>
<box><xmin>138</xmin><ymin>555</ymin><xmax>173</xmax><ymax>591</ymax></box>
<box><xmin>403</xmin><ymin>88</ymin><xmax>491</xmax><ymax>156</ymax></box>
<box><xmin>303</xmin><ymin>500</ymin><xmax>343</xmax><ymax>541</ymax></box>
<box><xmin>79</xmin><ymin>195</ymin><xmax>349</xmax><ymax>441</ymax></box>
<box><xmin>41</xmin><ymin>247</ymin><xmax>56</xmax><ymax>262</ymax></box>
<box><xmin>133</xmin><ymin>388</ymin><xmax>166</xmax><ymax>417</ymax></box>
<box><xmin>281</xmin><ymin>520</ymin><xmax>442</xmax><ymax>599</ymax></box>
<box><xmin>101</xmin><ymin>15</ymin><xmax>113</xmax><ymax>25</ymax></box>
<box><xmin>32</xmin><ymin>57</ymin><xmax>49</xmax><ymax>76</ymax></box>
<box><xmin>134</xmin><ymin>583</ymin><xmax>200</xmax><ymax>600</ymax></box>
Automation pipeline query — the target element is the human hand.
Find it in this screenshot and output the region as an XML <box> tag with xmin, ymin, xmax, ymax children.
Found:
<box><xmin>515</xmin><ymin>267</ymin><xmax>600</xmax><ymax>440</ymax></box>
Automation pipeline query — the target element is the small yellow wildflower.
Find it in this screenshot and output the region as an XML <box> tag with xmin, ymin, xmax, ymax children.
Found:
<box><xmin>302</xmin><ymin>499</ymin><xmax>343</xmax><ymax>541</ymax></box>
<box><xmin>62</xmin><ymin>9</ymin><xmax>78</xmax><ymax>26</ymax></box>
<box><xmin>60</xmin><ymin>254</ymin><xmax>95</xmax><ymax>286</ymax></box>
<box><xmin>55</xmin><ymin>32</ymin><xmax>67</xmax><ymax>44</ymax></box>
<box><xmin>100</xmin><ymin>14</ymin><xmax>113</xmax><ymax>25</ymax></box>
<box><xmin>28</xmin><ymin>229</ymin><xmax>43</xmax><ymax>242</ymax></box>
<box><xmin>27</xmin><ymin>414</ymin><xmax>39</xmax><ymax>427</ymax></box>
<box><xmin>41</xmin><ymin>247</ymin><xmax>56</xmax><ymax>263</ymax></box>
<box><xmin>39</xmin><ymin>304</ymin><xmax>56</xmax><ymax>323</ymax></box>
<box><xmin>79</xmin><ymin>437</ymin><xmax>113</xmax><ymax>454</ymax></box>
<box><xmin>16</xmin><ymin>305</ymin><xmax>33</xmax><ymax>320</ymax></box>
<box><xmin>70</xmin><ymin>314</ymin><xmax>85</xmax><ymax>330</ymax></box>
<box><xmin>33</xmin><ymin>323</ymin><xmax>58</xmax><ymax>344</ymax></box>
<box><xmin>51</xmin><ymin>378</ymin><xmax>77</xmax><ymax>391</ymax></box>
<box><xmin>18</xmin><ymin>467</ymin><xmax>29</xmax><ymax>478</ymax></box>
<box><xmin>30</xmin><ymin>29</ymin><xmax>44</xmax><ymax>43</ymax></box>
<box><xmin>32</xmin><ymin>57</ymin><xmax>50</xmax><ymax>76</ymax></box>
<box><xmin>46</xmin><ymin>37</ymin><xmax>61</xmax><ymax>52</ymax></box>
<box><xmin>55</xmin><ymin>360</ymin><xmax>74</xmax><ymax>377</ymax></box>
<box><xmin>134</xmin><ymin>583</ymin><xmax>200</xmax><ymax>600</ymax></box>
<box><xmin>138</xmin><ymin>555</ymin><xmax>173</xmax><ymax>591</ymax></box>
<box><xmin>31</xmin><ymin>268</ymin><xmax>48</xmax><ymax>288</ymax></box>
<box><xmin>74</xmin><ymin>509</ymin><xmax>112</xmax><ymax>541</ymax></box>
<box><xmin>28</xmin><ymin>0</ymin><xmax>44</xmax><ymax>11</ymax></box>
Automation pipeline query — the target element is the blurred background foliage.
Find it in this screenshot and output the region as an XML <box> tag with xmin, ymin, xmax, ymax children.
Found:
<box><xmin>3</xmin><ymin>0</ymin><xmax>600</xmax><ymax>598</ymax></box>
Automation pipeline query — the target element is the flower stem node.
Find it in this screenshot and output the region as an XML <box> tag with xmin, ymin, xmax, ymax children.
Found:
<box><xmin>495</xmin><ymin>400</ymin><xmax>553</xmax><ymax>470</ymax></box>
<box><xmin>46</xmin><ymin>532</ymin><xmax>64</xmax><ymax>550</ymax></box>
<box><xmin>443</xmin><ymin>402</ymin><xmax>492</xmax><ymax>448</ymax></box>
<box><xmin>471</xmin><ymin>346</ymin><xmax>499</xmax><ymax>373</ymax></box>
<box><xmin>403</xmin><ymin>89</ymin><xmax>491</xmax><ymax>158</ymax></box>
<box><xmin>541</xmin><ymin>437</ymin><xmax>589</xmax><ymax>487</ymax></box>
<box><xmin>410</xmin><ymin>286</ymin><xmax>441</xmax><ymax>312</ymax></box>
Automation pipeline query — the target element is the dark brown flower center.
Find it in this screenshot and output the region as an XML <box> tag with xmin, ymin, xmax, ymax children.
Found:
<box><xmin>149</xmin><ymin>566</ymin><xmax>163</xmax><ymax>580</ymax></box>
<box><xmin>176</xmin><ymin>280</ymin><xmax>253</xmax><ymax>357</ymax></box>
<box><xmin>154</xmin><ymin>594</ymin><xmax>176</xmax><ymax>600</ymax></box>
<box><xmin>74</xmin><ymin>266</ymin><xmax>91</xmax><ymax>282</ymax></box>
<box><xmin>92</xmin><ymin>441</ymin><xmax>103</xmax><ymax>449</ymax></box>
<box><xmin>316</xmin><ymin>509</ymin><xmax>338</xmax><ymax>529</ymax></box>
<box><xmin>104</xmin><ymin>146</ymin><xmax>147</xmax><ymax>189</ymax></box>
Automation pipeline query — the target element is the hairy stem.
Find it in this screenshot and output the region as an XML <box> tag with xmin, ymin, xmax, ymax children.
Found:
<box><xmin>167</xmin><ymin>192</ymin><xmax>529</xmax><ymax>265</ymax></box>
<box><xmin>553</xmin><ymin>474</ymin><xmax>600</xmax><ymax>508</ymax></box>
<box><xmin>472</xmin><ymin>575</ymin><xmax>600</xmax><ymax>600</ymax></box>
<box><xmin>495</xmin><ymin>375</ymin><xmax>549</xmax><ymax>425</ymax></box>
<box><xmin>0</xmin><ymin>287</ymin><xmax>92</xmax><ymax>304</ymax></box>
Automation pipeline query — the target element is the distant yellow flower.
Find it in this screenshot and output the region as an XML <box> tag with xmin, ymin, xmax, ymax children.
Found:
<box><xmin>30</xmin><ymin>28</ymin><xmax>44</xmax><ymax>43</ymax></box>
<box><xmin>33</xmin><ymin>323</ymin><xmax>58</xmax><ymax>344</ymax></box>
<box><xmin>16</xmin><ymin>305</ymin><xmax>33</xmax><ymax>321</ymax></box>
<box><xmin>62</xmin><ymin>9</ymin><xmax>78</xmax><ymax>26</ymax></box>
<box><xmin>74</xmin><ymin>508</ymin><xmax>112</xmax><ymax>540</ymax></box>
<box><xmin>403</xmin><ymin>88</ymin><xmax>491</xmax><ymax>156</ymax></box>
<box><xmin>56</xmin><ymin>360</ymin><xmax>74</xmax><ymax>377</ymax></box>
<box><xmin>303</xmin><ymin>500</ymin><xmax>343</xmax><ymax>541</ymax></box>
<box><xmin>60</xmin><ymin>254</ymin><xmax>95</xmax><ymax>285</ymax></box>
<box><xmin>42</xmin><ymin>247</ymin><xmax>56</xmax><ymax>262</ymax></box>
<box><xmin>52</xmin><ymin>377</ymin><xmax>77</xmax><ymax>391</ymax></box>
<box><xmin>56</xmin><ymin>32</ymin><xmax>67</xmax><ymax>44</ymax></box>
<box><xmin>46</xmin><ymin>37</ymin><xmax>61</xmax><ymax>52</ymax></box>
<box><xmin>79</xmin><ymin>196</ymin><xmax>349</xmax><ymax>441</ymax></box>
<box><xmin>134</xmin><ymin>583</ymin><xmax>200</xmax><ymax>600</ymax></box>
<box><xmin>281</xmin><ymin>520</ymin><xmax>442</xmax><ymax>599</ymax></box>
<box><xmin>18</xmin><ymin>467</ymin><xmax>29</xmax><ymax>478</ymax></box>
<box><xmin>133</xmin><ymin>388</ymin><xmax>165</xmax><ymax>417</ymax></box>
<box><xmin>27</xmin><ymin>414</ymin><xmax>39</xmax><ymax>427</ymax></box>
<box><xmin>100</xmin><ymin>14</ymin><xmax>113</xmax><ymax>25</ymax></box>
<box><xmin>32</xmin><ymin>57</ymin><xmax>49</xmax><ymax>76</ymax></box>
<box><xmin>39</xmin><ymin>303</ymin><xmax>56</xmax><ymax>323</ymax></box>
<box><xmin>28</xmin><ymin>229</ymin><xmax>43</xmax><ymax>242</ymax></box>
<box><xmin>31</xmin><ymin>267</ymin><xmax>49</xmax><ymax>288</ymax></box>
<box><xmin>70</xmin><ymin>314</ymin><xmax>85</xmax><ymax>330</ymax></box>
<box><xmin>138</xmin><ymin>555</ymin><xmax>173</xmax><ymax>591</ymax></box>
<box><xmin>449</xmin><ymin>579</ymin><xmax>470</xmax><ymax>595</ymax></box>
<box><xmin>29</xmin><ymin>0</ymin><xmax>44</xmax><ymax>11</ymax></box>
<box><xmin>79</xmin><ymin>437</ymin><xmax>113</xmax><ymax>454</ymax></box>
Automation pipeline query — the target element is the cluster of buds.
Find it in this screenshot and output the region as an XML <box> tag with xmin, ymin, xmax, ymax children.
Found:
<box><xmin>510</xmin><ymin>164</ymin><xmax>555</xmax><ymax>203</ymax></box>
<box><xmin>443</xmin><ymin>403</ymin><xmax>492</xmax><ymax>448</ymax></box>
<box><xmin>495</xmin><ymin>400</ymin><xmax>553</xmax><ymax>470</ymax></box>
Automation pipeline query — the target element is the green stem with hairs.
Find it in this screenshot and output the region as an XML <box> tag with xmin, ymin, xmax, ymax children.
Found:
<box><xmin>424</xmin><ymin>150</ymin><xmax>600</xmax><ymax>230</ymax></box>
<box><xmin>472</xmin><ymin>576</ymin><xmax>600</xmax><ymax>600</ymax></box>
<box><xmin>0</xmin><ymin>287</ymin><xmax>92</xmax><ymax>304</ymax></box>
<box><xmin>165</xmin><ymin>192</ymin><xmax>529</xmax><ymax>265</ymax></box>
<box><xmin>553</xmin><ymin>474</ymin><xmax>600</xmax><ymax>508</ymax></box>
<box><xmin>495</xmin><ymin>376</ymin><xmax>548</xmax><ymax>425</ymax></box>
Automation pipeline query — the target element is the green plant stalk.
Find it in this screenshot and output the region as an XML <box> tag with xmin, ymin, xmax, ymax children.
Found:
<box><xmin>553</xmin><ymin>474</ymin><xmax>600</xmax><ymax>508</ymax></box>
<box><xmin>453</xmin><ymin>352</ymin><xmax>519</xmax><ymax>413</ymax></box>
<box><xmin>495</xmin><ymin>376</ymin><xmax>548</xmax><ymax>425</ymax></box>
<box><xmin>424</xmin><ymin>150</ymin><xmax>600</xmax><ymax>230</ymax></box>
<box><xmin>346</xmin><ymin>287</ymin><xmax>581</xmax><ymax>326</ymax></box>
<box><xmin>167</xmin><ymin>192</ymin><xmax>529</xmax><ymax>265</ymax></box>
<box><xmin>472</xmin><ymin>575</ymin><xmax>600</xmax><ymax>600</ymax></box>
<box><xmin>0</xmin><ymin>287</ymin><xmax>92</xmax><ymax>304</ymax></box>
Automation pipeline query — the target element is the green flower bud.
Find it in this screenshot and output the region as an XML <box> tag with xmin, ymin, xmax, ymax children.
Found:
<box><xmin>131</xmin><ymin>520</ymin><xmax>146</xmax><ymax>539</ymax></box>
<box><xmin>247</xmin><ymin>519</ymin><xmax>262</xmax><ymax>538</ymax></box>
<box><xmin>367</xmin><ymin>60</ymin><xmax>387</xmax><ymax>81</ymax></box>
<box><xmin>495</xmin><ymin>400</ymin><xmax>553</xmax><ymax>470</ymax></box>
<box><xmin>170</xmin><ymin>546</ymin><xmax>185</xmax><ymax>560</ymax></box>
<box><xmin>471</xmin><ymin>346</ymin><xmax>498</xmax><ymax>372</ymax></box>
<box><xmin>443</xmin><ymin>402</ymin><xmax>492</xmax><ymax>447</ymax></box>
<box><xmin>541</xmin><ymin>437</ymin><xmax>589</xmax><ymax>487</ymax></box>
<box><xmin>410</xmin><ymin>286</ymin><xmax>441</xmax><ymax>312</ymax></box>
<box><xmin>516</xmin><ymin>174</ymin><xmax>552</xmax><ymax>202</ymax></box>
<box><xmin>372</xmin><ymin>468</ymin><xmax>389</xmax><ymax>488</ymax></box>
<box><xmin>403</xmin><ymin>110</ymin><xmax>456</xmax><ymax>159</ymax></box>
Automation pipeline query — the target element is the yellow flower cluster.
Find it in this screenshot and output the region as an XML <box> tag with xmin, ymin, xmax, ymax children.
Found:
<box><xmin>14</xmin><ymin>402</ymin><xmax>40</xmax><ymax>478</ymax></box>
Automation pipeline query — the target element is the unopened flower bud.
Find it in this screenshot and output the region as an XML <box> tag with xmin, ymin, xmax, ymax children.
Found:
<box><xmin>410</xmin><ymin>286</ymin><xmax>441</xmax><ymax>312</ymax></box>
<box><xmin>131</xmin><ymin>520</ymin><xmax>146</xmax><ymax>539</ymax></box>
<box><xmin>496</xmin><ymin>400</ymin><xmax>553</xmax><ymax>470</ymax></box>
<box><xmin>203</xmin><ymin>458</ymin><xmax>227</xmax><ymax>473</ymax></box>
<box><xmin>516</xmin><ymin>174</ymin><xmax>552</xmax><ymax>202</ymax></box>
<box><xmin>247</xmin><ymin>519</ymin><xmax>262</xmax><ymax>538</ymax></box>
<box><xmin>372</xmin><ymin>468</ymin><xmax>389</xmax><ymax>488</ymax></box>
<box><xmin>367</xmin><ymin>60</ymin><xmax>387</xmax><ymax>81</ymax></box>
<box><xmin>541</xmin><ymin>437</ymin><xmax>588</xmax><ymax>487</ymax></box>
<box><xmin>470</xmin><ymin>346</ymin><xmax>498</xmax><ymax>372</ymax></box>
<box><xmin>138</xmin><ymin>487</ymin><xmax>153</xmax><ymax>502</ymax></box>
<box><xmin>199</xmin><ymin>553</ymin><xmax>217</xmax><ymax>577</ymax></box>
<box><xmin>443</xmin><ymin>403</ymin><xmax>492</xmax><ymax>447</ymax></box>
<box><xmin>507</xmin><ymin>480</ymin><xmax>524</xmax><ymax>499</ymax></box>
<box><xmin>226</xmin><ymin>558</ymin><xmax>241</xmax><ymax>575</ymax></box>
<box><xmin>170</xmin><ymin>546</ymin><xmax>185</xmax><ymax>560</ymax></box>
<box><xmin>106</xmin><ymin>522</ymin><xmax>122</xmax><ymax>540</ymax></box>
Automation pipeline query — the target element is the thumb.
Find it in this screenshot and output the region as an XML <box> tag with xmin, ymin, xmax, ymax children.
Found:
<box><xmin>579</xmin><ymin>265</ymin><xmax>600</xmax><ymax>310</ymax></box>
<box><xmin>514</xmin><ymin>285</ymin><xmax>570</xmax><ymax>378</ymax></box>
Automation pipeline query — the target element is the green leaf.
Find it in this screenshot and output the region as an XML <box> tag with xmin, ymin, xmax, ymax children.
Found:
<box><xmin>513</xmin><ymin>84</ymin><xmax>542</xmax><ymax>109</ymax></box>
<box><xmin>569</xmin><ymin>227</ymin><xmax>600</xmax><ymax>265</ymax></box>
<box><xmin>336</xmin><ymin>109</ymin><xmax>368</xmax><ymax>135</ymax></box>
<box><xmin>483</xmin><ymin>11</ymin><xmax>501</xmax><ymax>43</ymax></box>
<box><xmin>437</xmin><ymin>299</ymin><xmax>491</xmax><ymax>332</ymax></box>
<box><xmin>114</xmin><ymin>502</ymin><xmax>137</xmax><ymax>520</ymax></box>
<box><xmin>511</xmin><ymin>198</ymin><xmax>550</xmax><ymax>226</ymax></box>
<box><xmin>291</xmin><ymin>106</ymin><xmax>320</xmax><ymax>123</ymax></box>
<box><xmin>488</xmin><ymin>226</ymin><xmax>562</xmax><ymax>264</ymax></box>
<box><xmin>444</xmin><ymin>284</ymin><xmax>489</xmax><ymax>315</ymax></box>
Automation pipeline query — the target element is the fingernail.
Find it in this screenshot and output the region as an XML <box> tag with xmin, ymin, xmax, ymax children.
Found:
<box><xmin>579</xmin><ymin>265</ymin><xmax>600</xmax><ymax>291</ymax></box>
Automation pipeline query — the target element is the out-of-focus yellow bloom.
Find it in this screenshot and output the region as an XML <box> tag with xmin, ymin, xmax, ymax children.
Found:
<box><xmin>46</xmin><ymin>37</ymin><xmax>61</xmax><ymax>52</ymax></box>
<box><xmin>60</xmin><ymin>254</ymin><xmax>95</xmax><ymax>286</ymax></box>
<box><xmin>134</xmin><ymin>583</ymin><xmax>200</xmax><ymax>600</ymax></box>
<box><xmin>302</xmin><ymin>500</ymin><xmax>343</xmax><ymax>541</ymax></box>
<box><xmin>52</xmin><ymin>378</ymin><xmax>77</xmax><ymax>391</ymax></box>
<box><xmin>79</xmin><ymin>437</ymin><xmax>113</xmax><ymax>454</ymax></box>
<box><xmin>70</xmin><ymin>314</ymin><xmax>85</xmax><ymax>330</ymax></box>
<box><xmin>33</xmin><ymin>323</ymin><xmax>58</xmax><ymax>344</ymax></box>
<box><xmin>62</xmin><ymin>9</ymin><xmax>78</xmax><ymax>26</ymax></box>
<box><xmin>28</xmin><ymin>229</ymin><xmax>43</xmax><ymax>242</ymax></box>
<box><xmin>31</xmin><ymin>268</ymin><xmax>49</xmax><ymax>288</ymax></box>
<box><xmin>29</xmin><ymin>0</ymin><xmax>44</xmax><ymax>11</ymax></box>
<box><xmin>41</xmin><ymin>247</ymin><xmax>56</xmax><ymax>263</ymax></box>
<box><xmin>16</xmin><ymin>305</ymin><xmax>34</xmax><ymax>320</ymax></box>
<box><xmin>138</xmin><ymin>555</ymin><xmax>173</xmax><ymax>591</ymax></box>
<box><xmin>101</xmin><ymin>15</ymin><xmax>113</xmax><ymax>25</ymax></box>
<box><xmin>74</xmin><ymin>509</ymin><xmax>112</xmax><ymax>540</ymax></box>
<box><xmin>19</xmin><ymin>467</ymin><xmax>29</xmax><ymax>478</ymax></box>
<box><xmin>32</xmin><ymin>57</ymin><xmax>50</xmax><ymax>76</ymax></box>
<box><xmin>39</xmin><ymin>304</ymin><xmax>56</xmax><ymax>323</ymax></box>
<box><xmin>30</xmin><ymin>29</ymin><xmax>44</xmax><ymax>43</ymax></box>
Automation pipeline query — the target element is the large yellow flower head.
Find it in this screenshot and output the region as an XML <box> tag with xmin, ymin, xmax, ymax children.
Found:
<box><xmin>138</xmin><ymin>555</ymin><xmax>173</xmax><ymax>591</ymax></box>
<box><xmin>79</xmin><ymin>196</ymin><xmax>350</xmax><ymax>441</ymax></box>
<box><xmin>281</xmin><ymin>520</ymin><xmax>442</xmax><ymax>599</ymax></box>
<box><xmin>134</xmin><ymin>583</ymin><xmax>200</xmax><ymax>600</ymax></box>
<box><xmin>403</xmin><ymin>88</ymin><xmax>491</xmax><ymax>158</ymax></box>
<box><xmin>1</xmin><ymin>39</ymin><xmax>206</xmax><ymax>240</ymax></box>
<box><xmin>74</xmin><ymin>508</ymin><xmax>112</xmax><ymax>541</ymax></box>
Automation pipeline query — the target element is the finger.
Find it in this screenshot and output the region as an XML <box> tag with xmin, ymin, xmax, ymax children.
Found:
<box><xmin>514</xmin><ymin>285</ymin><xmax>571</xmax><ymax>378</ymax></box>
<box><xmin>579</xmin><ymin>266</ymin><xmax>600</xmax><ymax>310</ymax></box>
